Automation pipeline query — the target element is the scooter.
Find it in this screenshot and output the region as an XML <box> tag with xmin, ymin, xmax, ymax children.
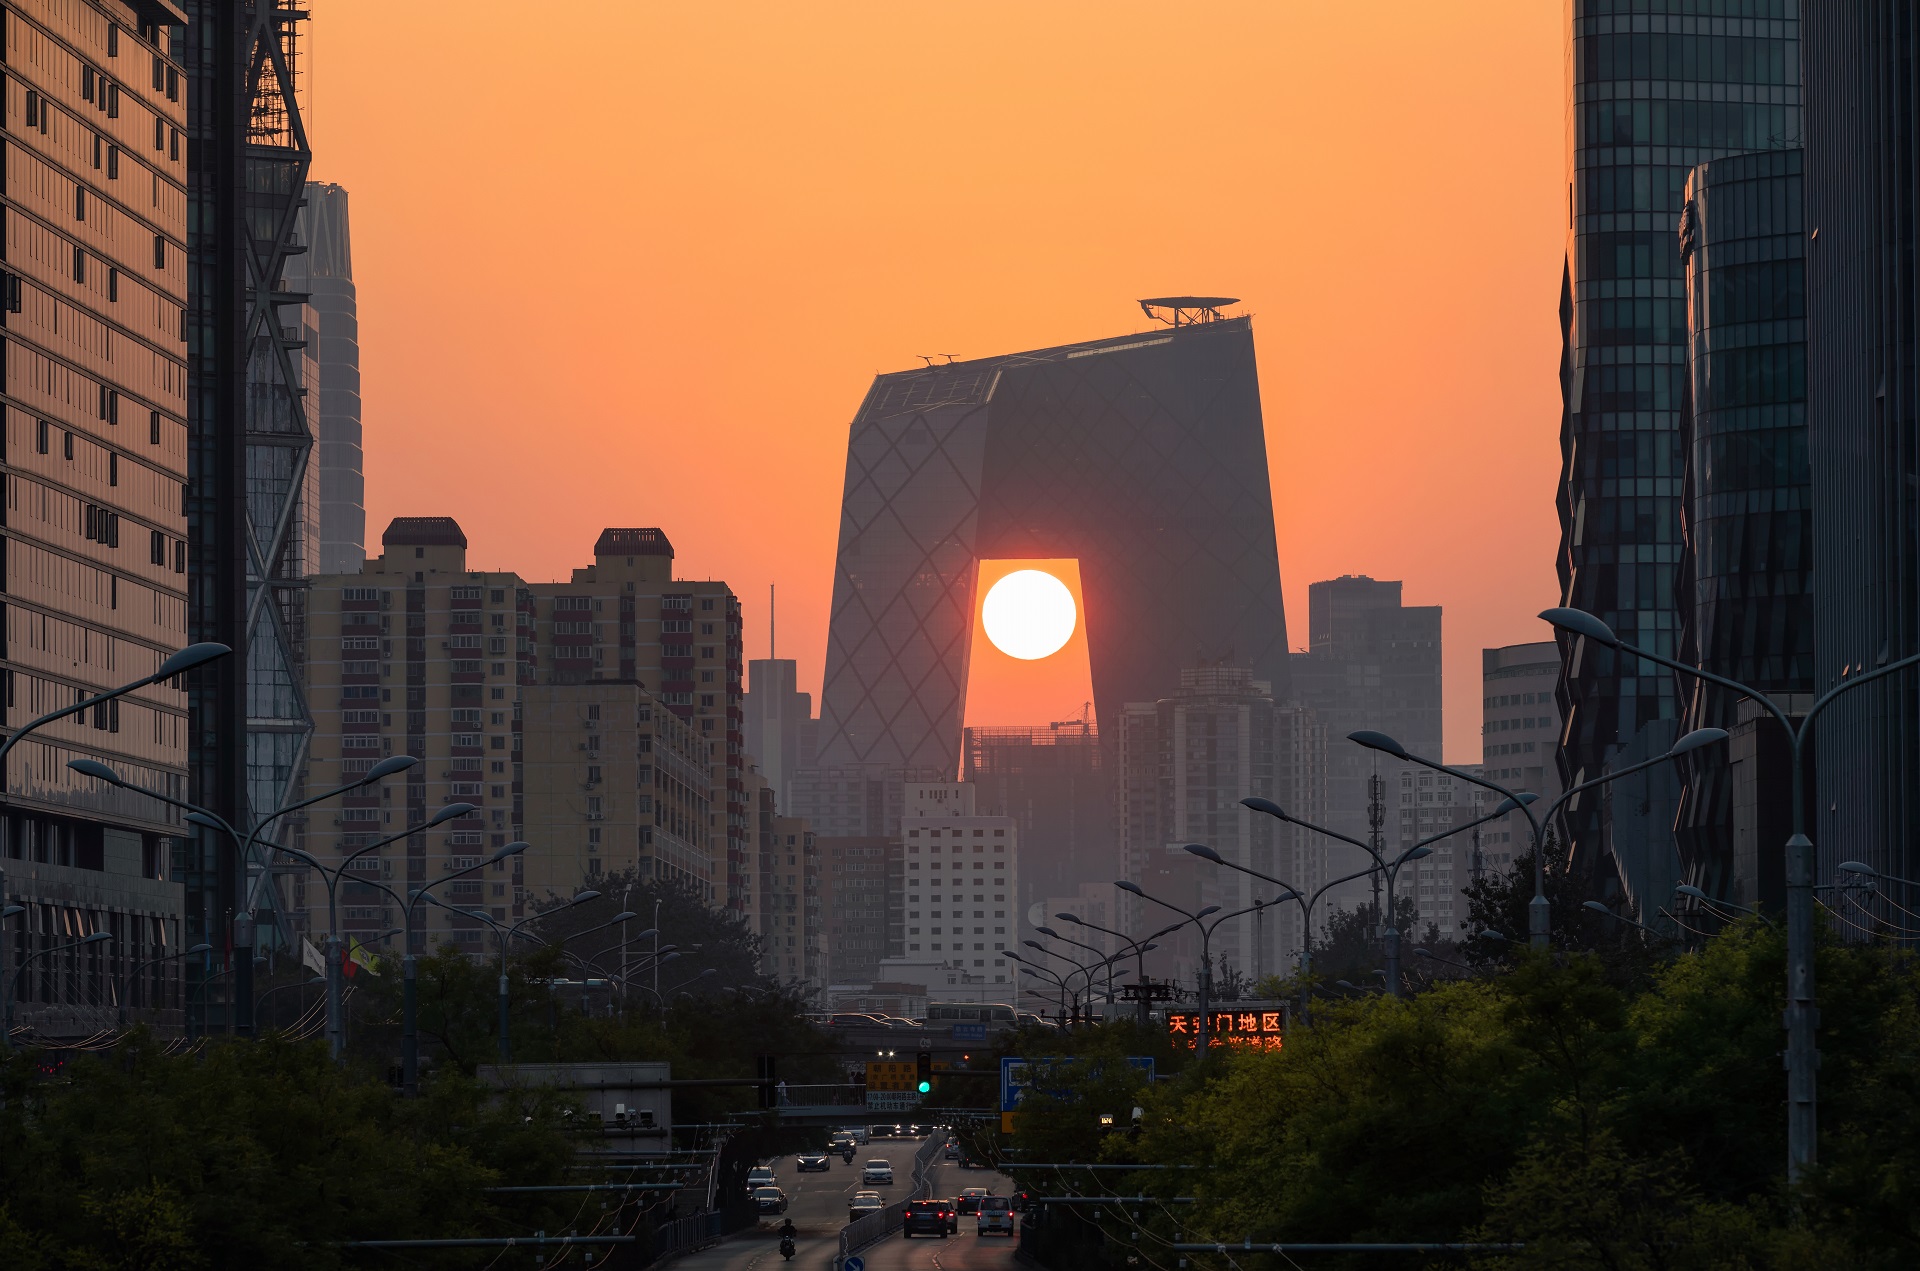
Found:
<box><xmin>841</xmin><ymin>1147</ymin><xmax>855</xmax><ymax>1165</ymax></box>
<box><xmin>780</xmin><ymin>1237</ymin><xmax>796</xmax><ymax>1260</ymax></box>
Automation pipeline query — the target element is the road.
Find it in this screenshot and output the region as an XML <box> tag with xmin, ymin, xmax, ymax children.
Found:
<box><xmin>668</xmin><ymin>1135</ymin><xmax>924</xmax><ymax>1271</ymax></box>
<box><xmin>854</xmin><ymin>1159</ymin><xmax>1020</xmax><ymax>1271</ymax></box>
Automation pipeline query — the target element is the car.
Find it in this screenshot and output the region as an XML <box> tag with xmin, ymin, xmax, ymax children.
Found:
<box><xmin>903</xmin><ymin>1198</ymin><xmax>958</xmax><ymax>1238</ymax></box>
<box><xmin>976</xmin><ymin>1195</ymin><xmax>1014</xmax><ymax>1235</ymax></box>
<box><xmin>868</xmin><ymin>1124</ymin><xmax>895</xmax><ymax>1139</ymax></box>
<box><xmin>1011</xmin><ymin>1190</ymin><xmax>1034</xmax><ymax>1212</ymax></box>
<box><xmin>956</xmin><ymin>1187</ymin><xmax>990</xmax><ymax>1215</ymax></box>
<box><xmin>753</xmin><ymin>1186</ymin><xmax>789</xmax><ymax>1214</ymax></box>
<box><xmin>943</xmin><ymin>1141</ymin><xmax>961</xmax><ymax>1160</ymax></box>
<box><xmin>746</xmin><ymin>1166</ymin><xmax>776</xmax><ymax>1190</ymax></box>
<box><xmin>848</xmin><ymin>1190</ymin><xmax>885</xmax><ymax>1222</ymax></box>
<box><xmin>836</xmin><ymin>1125</ymin><xmax>871</xmax><ymax>1145</ymax></box>
<box><xmin>795</xmin><ymin>1153</ymin><xmax>830</xmax><ymax>1172</ymax></box>
<box><xmin>910</xmin><ymin>1123</ymin><xmax>936</xmax><ymax>1137</ymax></box>
<box><xmin>862</xmin><ymin>1159</ymin><xmax>894</xmax><ymax>1185</ymax></box>
<box><xmin>959</xmin><ymin>1156</ymin><xmax>989</xmax><ymax>1170</ymax></box>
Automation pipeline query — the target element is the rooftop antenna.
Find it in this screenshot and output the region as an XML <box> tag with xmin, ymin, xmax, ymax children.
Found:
<box><xmin>770</xmin><ymin>583</ymin><xmax>775</xmax><ymax>661</ymax></box>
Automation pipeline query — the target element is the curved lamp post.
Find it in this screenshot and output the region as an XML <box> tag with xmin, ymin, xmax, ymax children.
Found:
<box><xmin>1581</xmin><ymin>899</ymin><xmax>1682</xmax><ymax>945</ymax></box>
<box><xmin>1005</xmin><ymin>950</ymin><xmax>1073</xmax><ymax>1023</ymax></box>
<box><xmin>432</xmin><ymin>889</ymin><xmax>602</xmax><ymax>1061</ymax></box>
<box><xmin>1114</xmin><ymin>883</ymin><xmax>1223</xmax><ymax>1044</ymax></box>
<box><xmin>1542</xmin><ymin>605</ymin><xmax>1920</xmax><ymax>1184</ymax></box>
<box><xmin>1053</xmin><ymin>913</ymin><xmax>1183</xmax><ymax>1025</ymax></box>
<box><xmin>71</xmin><ymin>751</ymin><xmax>418</xmax><ymax>1036</ymax></box>
<box><xmin>4</xmin><ymin>931</ymin><xmax>112</xmax><ymax>1047</ymax></box>
<box><xmin>397</xmin><ymin>840</ymin><xmax>528</xmax><ymax>1094</ymax></box>
<box><xmin>117</xmin><ymin>941</ymin><xmax>212</xmax><ymax>1028</ymax></box>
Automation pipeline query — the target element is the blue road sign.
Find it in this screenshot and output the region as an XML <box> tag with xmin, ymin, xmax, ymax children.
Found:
<box><xmin>952</xmin><ymin>1023</ymin><xmax>987</xmax><ymax>1042</ymax></box>
<box><xmin>1001</xmin><ymin>1056</ymin><xmax>1154</xmax><ymax>1113</ymax></box>
<box><xmin>846</xmin><ymin>1258</ymin><xmax>865</xmax><ymax>1271</ymax></box>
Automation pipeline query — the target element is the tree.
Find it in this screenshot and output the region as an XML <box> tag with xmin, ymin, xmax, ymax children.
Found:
<box><xmin>1308</xmin><ymin>894</ymin><xmax>1420</xmax><ymax>992</ymax></box>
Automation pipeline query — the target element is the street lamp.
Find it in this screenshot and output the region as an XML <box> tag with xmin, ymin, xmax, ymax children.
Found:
<box><xmin>1675</xmin><ymin>883</ymin><xmax>1779</xmax><ymax>932</ymax></box>
<box><xmin>71</xmin><ymin>750</ymin><xmax>419</xmax><ymax>1036</ymax></box>
<box><xmin>4</xmin><ymin>931</ymin><xmax>112</xmax><ymax>1047</ymax></box>
<box><xmin>1582</xmin><ymin>900</ymin><xmax>1681</xmax><ymax>945</ymax></box>
<box><xmin>1541</xmin><ymin>606</ymin><xmax>1920</xmax><ymax>1184</ymax></box>
<box><xmin>116</xmin><ymin>941</ymin><xmax>212</xmax><ymax>1028</ymax></box>
<box><xmin>397</xmin><ymin>841</ymin><xmax>528</xmax><ymax>1095</ymax></box>
<box><xmin>1053</xmin><ymin>913</ymin><xmax>1183</xmax><ymax>1025</ymax></box>
<box><xmin>264</xmin><ymin>802</ymin><xmax>477</xmax><ymax>1062</ymax></box>
<box><xmin>1114</xmin><ymin>883</ymin><xmax>1226</xmax><ymax>1043</ymax></box>
<box><xmin>431</xmin><ymin>889</ymin><xmax>602</xmax><ymax>1061</ymax></box>
<box><xmin>1006</xmin><ymin>951</ymin><xmax>1073</xmax><ymax>1024</ymax></box>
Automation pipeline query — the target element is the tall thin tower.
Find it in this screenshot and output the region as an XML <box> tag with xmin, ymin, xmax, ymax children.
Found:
<box><xmin>291</xmin><ymin>182</ymin><xmax>365</xmax><ymax>575</ymax></box>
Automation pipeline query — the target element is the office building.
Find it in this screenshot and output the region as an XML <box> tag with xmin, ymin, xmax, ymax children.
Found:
<box><xmin>963</xmin><ymin>718</ymin><xmax>1111</xmax><ymax>909</ymax></box>
<box><xmin>754</xmin><ymin>800</ymin><xmax>819</xmax><ymax>989</ymax></box>
<box><xmin>788</xmin><ymin>763</ymin><xmax>948</xmax><ymax>840</ymax></box>
<box><xmin>297</xmin><ymin>519</ymin><xmax>529</xmax><ymax>954</ymax></box>
<box><xmin>0</xmin><ymin>0</ymin><xmax>192</xmax><ymax>1037</ymax></box>
<box><xmin>744</xmin><ymin>657</ymin><xmax>814</xmax><ymax>812</ymax></box>
<box><xmin>286</xmin><ymin>181</ymin><xmax>363</xmax><ymax>575</ymax></box>
<box><xmin>1114</xmin><ymin>665</ymin><xmax>1316</xmax><ymax>985</ymax></box>
<box><xmin>1480</xmin><ymin>643</ymin><xmax>1564</xmax><ymax>868</ymax></box>
<box><xmin>1674</xmin><ymin>147</ymin><xmax>1811</xmax><ymax>913</ymax></box>
<box><xmin>1802</xmin><ymin>6</ymin><xmax>1920</xmax><ymax>923</ymax></box>
<box><xmin>521</xmin><ymin>681</ymin><xmax>714</xmax><ymax>901</ymax></box>
<box><xmin>1290</xmin><ymin>576</ymin><xmax>1441</xmax><ymax>910</ymax></box>
<box><xmin>879</xmin><ymin>782</ymin><xmax>1019</xmax><ymax>1001</ymax></box>
<box><xmin>817</xmin><ymin>299</ymin><xmax>1289</xmax><ymax>779</ymax></box>
<box><xmin>1553</xmin><ymin>2</ymin><xmax>1802</xmax><ymax>911</ymax></box>
<box><xmin>528</xmin><ymin>530</ymin><xmax>744</xmax><ymax>912</ymax></box>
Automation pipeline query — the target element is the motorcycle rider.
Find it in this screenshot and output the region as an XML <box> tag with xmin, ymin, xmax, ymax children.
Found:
<box><xmin>778</xmin><ymin>1218</ymin><xmax>798</xmax><ymax>1259</ymax></box>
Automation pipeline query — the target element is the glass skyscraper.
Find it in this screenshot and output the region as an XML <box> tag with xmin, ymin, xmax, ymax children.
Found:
<box><xmin>1674</xmin><ymin>147</ymin><xmax>1811</xmax><ymax>909</ymax></box>
<box><xmin>1802</xmin><ymin>4</ymin><xmax>1920</xmax><ymax>926</ymax></box>
<box><xmin>1554</xmin><ymin>1</ymin><xmax>1800</xmax><ymax>910</ymax></box>
<box><xmin>818</xmin><ymin>307</ymin><xmax>1289</xmax><ymax>780</ymax></box>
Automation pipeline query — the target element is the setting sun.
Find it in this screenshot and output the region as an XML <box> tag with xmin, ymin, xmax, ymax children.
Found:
<box><xmin>981</xmin><ymin>569</ymin><xmax>1078</xmax><ymax>661</ymax></box>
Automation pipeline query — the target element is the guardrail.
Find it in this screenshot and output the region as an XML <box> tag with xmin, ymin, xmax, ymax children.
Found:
<box><xmin>833</xmin><ymin>1135</ymin><xmax>943</xmax><ymax>1270</ymax></box>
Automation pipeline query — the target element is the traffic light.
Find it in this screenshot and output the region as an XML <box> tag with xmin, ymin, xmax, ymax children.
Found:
<box><xmin>915</xmin><ymin>1051</ymin><xmax>932</xmax><ymax>1094</ymax></box>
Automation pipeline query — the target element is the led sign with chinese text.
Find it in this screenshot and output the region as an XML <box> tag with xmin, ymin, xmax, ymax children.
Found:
<box><xmin>1165</xmin><ymin>1010</ymin><xmax>1285</xmax><ymax>1050</ymax></box>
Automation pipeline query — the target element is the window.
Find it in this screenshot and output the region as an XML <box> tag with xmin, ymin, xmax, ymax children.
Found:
<box><xmin>63</xmin><ymin>432</ymin><xmax>74</xmax><ymax>461</ymax></box>
<box><xmin>92</xmin><ymin>132</ymin><xmax>102</xmax><ymax>167</ymax></box>
<box><xmin>154</xmin><ymin>236</ymin><xmax>166</xmax><ymax>270</ymax></box>
<box><xmin>107</xmin><ymin>146</ymin><xmax>118</xmax><ymax>180</ymax></box>
<box><xmin>107</xmin><ymin>85</ymin><xmax>119</xmax><ymax>118</ymax></box>
<box><xmin>154</xmin><ymin>118</ymin><xmax>164</xmax><ymax>151</ymax></box>
<box><xmin>150</xmin><ymin>530</ymin><xmax>166</xmax><ymax>565</ymax></box>
<box><xmin>76</xmin><ymin>189</ymin><xmax>86</xmax><ymax>222</ymax></box>
<box><xmin>36</xmin><ymin>420</ymin><xmax>48</xmax><ymax>454</ymax></box>
<box><xmin>150</xmin><ymin>411</ymin><xmax>161</xmax><ymax>444</ymax></box>
<box><xmin>73</xmin><ymin>247</ymin><xmax>86</xmax><ymax>283</ymax></box>
<box><xmin>109</xmin><ymin>454</ymin><xmax>118</xmax><ymax>486</ymax></box>
<box><xmin>25</xmin><ymin>90</ymin><xmax>39</xmax><ymax>127</ymax></box>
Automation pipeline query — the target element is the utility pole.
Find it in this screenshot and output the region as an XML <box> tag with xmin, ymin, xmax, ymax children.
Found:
<box><xmin>1470</xmin><ymin>824</ymin><xmax>1484</xmax><ymax>885</ymax></box>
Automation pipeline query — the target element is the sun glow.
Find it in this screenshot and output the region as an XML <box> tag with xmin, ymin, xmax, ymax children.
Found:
<box><xmin>981</xmin><ymin>569</ymin><xmax>1078</xmax><ymax>660</ymax></box>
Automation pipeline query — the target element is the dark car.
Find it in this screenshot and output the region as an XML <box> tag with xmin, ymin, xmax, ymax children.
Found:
<box><xmin>903</xmin><ymin>1198</ymin><xmax>958</xmax><ymax>1238</ymax></box>
<box><xmin>753</xmin><ymin>1186</ymin><xmax>789</xmax><ymax>1214</ymax></box>
<box><xmin>957</xmin><ymin>1188</ymin><xmax>990</xmax><ymax>1215</ymax></box>
<box><xmin>796</xmin><ymin>1153</ymin><xmax>830</xmax><ymax>1172</ymax></box>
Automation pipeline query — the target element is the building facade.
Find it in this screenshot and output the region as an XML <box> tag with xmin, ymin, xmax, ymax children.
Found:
<box><xmin>521</xmin><ymin>681</ymin><xmax>713</xmax><ymax>901</ymax></box>
<box><xmin>1802</xmin><ymin>3</ymin><xmax>1920</xmax><ymax>925</ymax></box>
<box><xmin>817</xmin><ymin>834</ymin><xmax>895</xmax><ymax>986</ymax></box>
<box><xmin>286</xmin><ymin>180</ymin><xmax>363</xmax><ymax>575</ymax></box>
<box><xmin>893</xmin><ymin>785</ymin><xmax>1019</xmax><ymax>990</ymax></box>
<box><xmin>962</xmin><ymin>718</ymin><xmax>1110</xmax><ymax>910</ymax></box>
<box><xmin>1675</xmin><ymin>146</ymin><xmax>1810</xmax><ymax>913</ymax></box>
<box><xmin>1391</xmin><ymin>764</ymin><xmax>1493</xmax><ymax>935</ymax></box>
<box><xmin>1554</xmin><ymin>0</ymin><xmax>1802</xmax><ymax>913</ymax></box>
<box><xmin>743</xmin><ymin>657</ymin><xmax>813</xmax><ymax>813</ymax></box>
<box><xmin>1</xmin><ymin>0</ymin><xmax>192</xmax><ymax>1037</ymax></box>
<box><xmin>527</xmin><ymin>530</ymin><xmax>743</xmax><ymax>912</ymax></box>
<box><xmin>1290</xmin><ymin>576</ymin><xmax>1441</xmax><ymax>913</ymax></box>
<box><xmin>817</xmin><ymin>302</ymin><xmax>1289</xmax><ymax>780</ymax></box>
<box><xmin>1481</xmin><ymin>643</ymin><xmax>1565</xmax><ymax>865</ymax></box>
<box><xmin>298</xmin><ymin>518</ymin><xmax>529</xmax><ymax>954</ymax></box>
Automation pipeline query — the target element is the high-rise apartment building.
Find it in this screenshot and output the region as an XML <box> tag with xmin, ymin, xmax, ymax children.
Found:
<box><xmin>1675</xmin><ymin>148</ymin><xmax>1810</xmax><ymax>913</ymax></box>
<box><xmin>878</xmin><ymin>783</ymin><xmax>1020</xmax><ymax>999</ymax></box>
<box><xmin>0</xmin><ymin>0</ymin><xmax>192</xmax><ymax>1038</ymax></box>
<box><xmin>818</xmin><ymin>302</ymin><xmax>1289</xmax><ymax>780</ymax></box>
<box><xmin>527</xmin><ymin>531</ymin><xmax>743</xmax><ymax>912</ymax></box>
<box><xmin>298</xmin><ymin>519</ymin><xmax>529</xmax><ymax>954</ymax></box>
<box><xmin>521</xmin><ymin>681</ymin><xmax>714</xmax><ymax>902</ymax></box>
<box><xmin>1291</xmin><ymin>576</ymin><xmax>1441</xmax><ymax>910</ymax></box>
<box><xmin>1802</xmin><ymin>5</ymin><xmax>1920</xmax><ymax>920</ymax></box>
<box><xmin>286</xmin><ymin>181</ymin><xmax>363</xmax><ymax>575</ymax></box>
<box><xmin>962</xmin><ymin>719</ymin><xmax>1111</xmax><ymax>909</ymax></box>
<box><xmin>788</xmin><ymin>763</ymin><xmax>947</xmax><ymax>840</ymax></box>
<box><xmin>752</xmin><ymin>793</ymin><xmax>819</xmax><ymax>988</ymax></box>
<box><xmin>1554</xmin><ymin>2</ymin><xmax>1801</xmax><ymax>911</ymax></box>
<box><xmin>1115</xmin><ymin>665</ymin><xmax>1319</xmax><ymax>984</ymax></box>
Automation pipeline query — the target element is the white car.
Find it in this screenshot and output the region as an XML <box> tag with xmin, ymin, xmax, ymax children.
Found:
<box><xmin>861</xmin><ymin>1159</ymin><xmax>894</xmax><ymax>1185</ymax></box>
<box><xmin>976</xmin><ymin>1195</ymin><xmax>1014</xmax><ymax>1236</ymax></box>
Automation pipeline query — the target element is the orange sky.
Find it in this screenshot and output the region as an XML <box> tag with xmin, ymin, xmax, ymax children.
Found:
<box><xmin>311</xmin><ymin>1</ymin><xmax>1565</xmax><ymax>764</ymax></box>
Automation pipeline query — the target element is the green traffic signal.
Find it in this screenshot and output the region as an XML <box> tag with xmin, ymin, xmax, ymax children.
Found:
<box><xmin>917</xmin><ymin>1080</ymin><xmax>932</xmax><ymax>1094</ymax></box>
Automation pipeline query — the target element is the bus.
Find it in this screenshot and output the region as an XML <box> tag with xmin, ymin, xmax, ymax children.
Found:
<box><xmin>926</xmin><ymin>1002</ymin><xmax>1017</xmax><ymax>1026</ymax></box>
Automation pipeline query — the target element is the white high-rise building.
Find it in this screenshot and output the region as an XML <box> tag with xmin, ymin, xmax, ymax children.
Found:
<box><xmin>875</xmin><ymin>783</ymin><xmax>1020</xmax><ymax>1002</ymax></box>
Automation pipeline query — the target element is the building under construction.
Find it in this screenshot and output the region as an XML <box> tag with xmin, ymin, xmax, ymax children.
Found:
<box><xmin>962</xmin><ymin>718</ymin><xmax>1110</xmax><ymax>912</ymax></box>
